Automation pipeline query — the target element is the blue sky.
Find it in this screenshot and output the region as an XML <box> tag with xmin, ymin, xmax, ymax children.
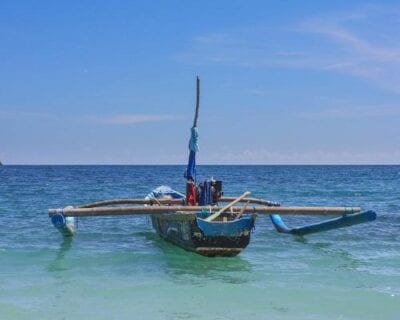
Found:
<box><xmin>0</xmin><ymin>1</ymin><xmax>399</xmax><ymax>164</ymax></box>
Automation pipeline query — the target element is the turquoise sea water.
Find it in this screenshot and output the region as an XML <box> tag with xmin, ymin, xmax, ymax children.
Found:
<box><xmin>0</xmin><ymin>165</ymin><xmax>399</xmax><ymax>319</ymax></box>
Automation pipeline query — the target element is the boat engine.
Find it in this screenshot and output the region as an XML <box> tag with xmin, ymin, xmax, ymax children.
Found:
<box><xmin>199</xmin><ymin>179</ymin><xmax>223</xmax><ymax>205</ymax></box>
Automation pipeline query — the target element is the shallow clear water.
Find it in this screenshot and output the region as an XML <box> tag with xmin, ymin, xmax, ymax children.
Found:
<box><xmin>0</xmin><ymin>165</ymin><xmax>399</xmax><ymax>319</ymax></box>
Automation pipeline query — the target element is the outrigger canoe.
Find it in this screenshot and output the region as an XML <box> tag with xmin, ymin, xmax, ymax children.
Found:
<box><xmin>147</xmin><ymin>186</ymin><xmax>256</xmax><ymax>257</ymax></box>
<box><xmin>49</xmin><ymin>77</ymin><xmax>377</xmax><ymax>257</ymax></box>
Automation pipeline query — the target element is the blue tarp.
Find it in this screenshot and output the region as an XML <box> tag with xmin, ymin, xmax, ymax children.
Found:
<box><xmin>146</xmin><ymin>185</ymin><xmax>185</xmax><ymax>200</ymax></box>
<box><xmin>185</xmin><ymin>127</ymin><xmax>199</xmax><ymax>181</ymax></box>
<box><xmin>199</xmin><ymin>180</ymin><xmax>212</xmax><ymax>205</ymax></box>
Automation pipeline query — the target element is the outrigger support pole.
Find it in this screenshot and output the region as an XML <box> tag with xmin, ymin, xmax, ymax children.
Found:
<box><xmin>49</xmin><ymin>205</ymin><xmax>363</xmax><ymax>217</ymax></box>
<box><xmin>76</xmin><ymin>196</ymin><xmax>279</xmax><ymax>209</ymax></box>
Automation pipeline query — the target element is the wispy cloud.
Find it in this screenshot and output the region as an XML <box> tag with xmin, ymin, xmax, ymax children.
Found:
<box><xmin>0</xmin><ymin>110</ymin><xmax>180</xmax><ymax>125</ymax></box>
<box><xmin>299</xmin><ymin>105</ymin><xmax>400</xmax><ymax>119</ymax></box>
<box><xmin>0</xmin><ymin>110</ymin><xmax>59</xmax><ymax>120</ymax></box>
<box><xmin>298</xmin><ymin>6</ymin><xmax>400</xmax><ymax>92</ymax></box>
<box><xmin>244</xmin><ymin>88</ymin><xmax>271</xmax><ymax>96</ymax></box>
<box><xmin>178</xmin><ymin>4</ymin><xmax>400</xmax><ymax>93</ymax></box>
<box><xmin>208</xmin><ymin>148</ymin><xmax>400</xmax><ymax>164</ymax></box>
<box><xmin>83</xmin><ymin>114</ymin><xmax>179</xmax><ymax>125</ymax></box>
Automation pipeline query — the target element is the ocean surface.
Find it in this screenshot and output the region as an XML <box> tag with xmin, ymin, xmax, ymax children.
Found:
<box><xmin>0</xmin><ymin>165</ymin><xmax>399</xmax><ymax>320</ymax></box>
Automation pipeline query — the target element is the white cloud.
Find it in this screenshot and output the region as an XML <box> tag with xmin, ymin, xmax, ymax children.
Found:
<box><xmin>206</xmin><ymin>148</ymin><xmax>400</xmax><ymax>165</ymax></box>
<box><xmin>0</xmin><ymin>110</ymin><xmax>59</xmax><ymax>120</ymax></box>
<box><xmin>299</xmin><ymin>105</ymin><xmax>400</xmax><ymax>119</ymax></box>
<box><xmin>298</xmin><ymin>8</ymin><xmax>400</xmax><ymax>92</ymax></box>
<box><xmin>0</xmin><ymin>110</ymin><xmax>180</xmax><ymax>125</ymax></box>
<box><xmin>83</xmin><ymin>114</ymin><xmax>179</xmax><ymax>125</ymax></box>
<box><xmin>178</xmin><ymin>5</ymin><xmax>400</xmax><ymax>93</ymax></box>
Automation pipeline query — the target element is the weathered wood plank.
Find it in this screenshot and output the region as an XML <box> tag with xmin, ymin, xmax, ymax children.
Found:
<box><xmin>49</xmin><ymin>205</ymin><xmax>362</xmax><ymax>217</ymax></box>
<box><xmin>77</xmin><ymin>196</ymin><xmax>279</xmax><ymax>208</ymax></box>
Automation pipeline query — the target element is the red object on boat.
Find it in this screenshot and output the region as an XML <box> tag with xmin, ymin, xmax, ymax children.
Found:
<box><xmin>186</xmin><ymin>181</ymin><xmax>197</xmax><ymax>205</ymax></box>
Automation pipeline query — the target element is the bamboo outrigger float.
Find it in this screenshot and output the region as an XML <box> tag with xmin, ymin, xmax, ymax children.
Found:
<box><xmin>49</xmin><ymin>77</ymin><xmax>377</xmax><ymax>257</ymax></box>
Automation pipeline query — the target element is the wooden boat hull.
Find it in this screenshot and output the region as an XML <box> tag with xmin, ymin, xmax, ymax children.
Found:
<box><xmin>150</xmin><ymin>213</ymin><xmax>256</xmax><ymax>257</ymax></box>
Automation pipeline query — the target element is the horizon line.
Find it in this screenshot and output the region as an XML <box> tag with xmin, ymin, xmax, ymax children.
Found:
<box><xmin>1</xmin><ymin>163</ymin><xmax>399</xmax><ymax>166</ymax></box>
